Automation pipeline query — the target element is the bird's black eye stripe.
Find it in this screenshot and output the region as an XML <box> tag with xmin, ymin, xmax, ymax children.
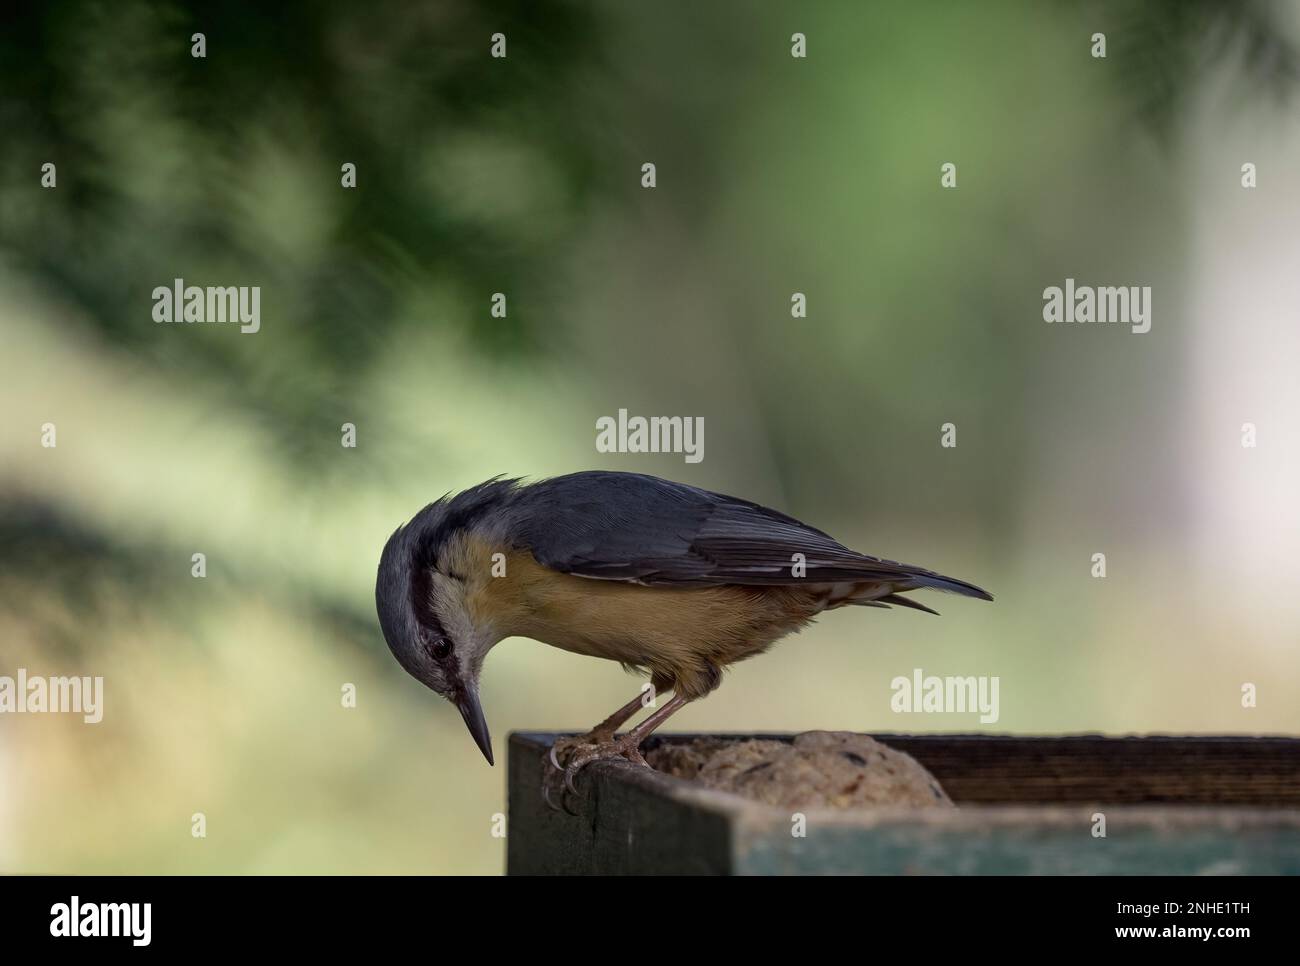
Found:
<box><xmin>427</xmin><ymin>638</ymin><xmax>452</xmax><ymax>660</ymax></box>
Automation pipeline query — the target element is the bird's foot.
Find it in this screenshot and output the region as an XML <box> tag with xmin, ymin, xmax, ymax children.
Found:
<box><xmin>546</xmin><ymin>729</ymin><xmax>614</xmax><ymax>773</ymax></box>
<box><xmin>542</xmin><ymin>731</ymin><xmax>650</xmax><ymax>812</ymax></box>
<box><xmin>541</xmin><ymin>730</ymin><xmax>610</xmax><ymax>814</ymax></box>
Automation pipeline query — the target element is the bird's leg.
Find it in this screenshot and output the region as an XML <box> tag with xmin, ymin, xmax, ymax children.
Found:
<box><xmin>541</xmin><ymin>692</ymin><xmax>690</xmax><ymax>812</ymax></box>
<box><xmin>558</xmin><ymin>694</ymin><xmax>689</xmax><ymax>795</ymax></box>
<box><xmin>546</xmin><ymin>689</ymin><xmax>652</xmax><ymax>772</ymax></box>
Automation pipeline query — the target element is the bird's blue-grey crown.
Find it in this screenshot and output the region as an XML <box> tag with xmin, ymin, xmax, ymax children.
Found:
<box><xmin>375</xmin><ymin>508</ymin><xmax>438</xmax><ymax>688</ymax></box>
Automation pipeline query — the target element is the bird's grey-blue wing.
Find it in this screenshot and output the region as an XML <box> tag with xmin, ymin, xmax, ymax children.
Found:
<box><xmin>509</xmin><ymin>471</ymin><xmax>990</xmax><ymax>598</ymax></box>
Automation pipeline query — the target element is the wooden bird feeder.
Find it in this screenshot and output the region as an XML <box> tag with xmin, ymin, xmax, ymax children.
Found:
<box><xmin>507</xmin><ymin>733</ymin><xmax>1300</xmax><ymax>875</ymax></box>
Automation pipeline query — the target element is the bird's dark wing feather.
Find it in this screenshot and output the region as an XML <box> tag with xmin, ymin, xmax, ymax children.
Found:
<box><xmin>509</xmin><ymin>471</ymin><xmax>991</xmax><ymax>598</ymax></box>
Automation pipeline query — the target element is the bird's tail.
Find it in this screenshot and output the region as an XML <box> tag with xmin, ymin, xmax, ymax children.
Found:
<box><xmin>845</xmin><ymin>569</ymin><xmax>992</xmax><ymax>616</ymax></box>
<box><xmin>902</xmin><ymin>571</ymin><xmax>994</xmax><ymax>602</ymax></box>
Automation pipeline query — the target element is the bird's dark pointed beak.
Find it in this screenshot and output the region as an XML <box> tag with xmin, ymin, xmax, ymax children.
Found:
<box><xmin>456</xmin><ymin>687</ymin><xmax>494</xmax><ymax>766</ymax></box>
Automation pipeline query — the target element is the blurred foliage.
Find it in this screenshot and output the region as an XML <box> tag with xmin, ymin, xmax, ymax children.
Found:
<box><xmin>1098</xmin><ymin>0</ymin><xmax>1300</xmax><ymax>132</ymax></box>
<box><xmin>0</xmin><ymin>0</ymin><xmax>607</xmax><ymax>463</ymax></box>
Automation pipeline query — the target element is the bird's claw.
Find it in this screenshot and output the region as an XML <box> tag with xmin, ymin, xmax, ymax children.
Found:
<box><xmin>540</xmin><ymin>778</ymin><xmax>580</xmax><ymax>816</ymax></box>
<box><xmin>541</xmin><ymin>733</ymin><xmax>600</xmax><ymax>813</ymax></box>
<box><xmin>542</xmin><ymin>732</ymin><xmax>650</xmax><ymax>812</ymax></box>
<box><xmin>563</xmin><ymin>766</ymin><xmax>582</xmax><ymax>797</ymax></box>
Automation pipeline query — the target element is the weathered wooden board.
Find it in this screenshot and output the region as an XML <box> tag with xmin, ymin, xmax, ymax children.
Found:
<box><xmin>874</xmin><ymin>734</ymin><xmax>1300</xmax><ymax>805</ymax></box>
<box><xmin>507</xmin><ymin>732</ymin><xmax>1300</xmax><ymax>875</ymax></box>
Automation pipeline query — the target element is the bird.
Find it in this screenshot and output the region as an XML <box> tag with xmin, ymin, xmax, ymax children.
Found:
<box><xmin>374</xmin><ymin>470</ymin><xmax>991</xmax><ymax>809</ymax></box>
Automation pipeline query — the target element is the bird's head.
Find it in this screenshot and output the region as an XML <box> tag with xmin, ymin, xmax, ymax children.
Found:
<box><xmin>376</xmin><ymin>491</ymin><xmax>514</xmax><ymax>766</ymax></box>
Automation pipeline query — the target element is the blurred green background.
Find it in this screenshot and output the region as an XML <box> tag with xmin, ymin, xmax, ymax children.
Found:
<box><xmin>2</xmin><ymin>1</ymin><xmax>1299</xmax><ymax>873</ymax></box>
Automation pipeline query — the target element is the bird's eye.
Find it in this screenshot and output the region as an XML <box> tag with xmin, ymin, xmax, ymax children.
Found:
<box><xmin>426</xmin><ymin>637</ymin><xmax>452</xmax><ymax>661</ymax></box>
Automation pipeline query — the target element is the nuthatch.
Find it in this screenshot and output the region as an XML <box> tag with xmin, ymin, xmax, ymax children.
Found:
<box><xmin>375</xmin><ymin>471</ymin><xmax>991</xmax><ymax>804</ymax></box>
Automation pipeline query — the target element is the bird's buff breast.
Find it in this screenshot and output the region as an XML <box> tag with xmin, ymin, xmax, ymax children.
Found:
<box><xmin>476</xmin><ymin>549</ymin><xmax>822</xmax><ymax>693</ymax></box>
